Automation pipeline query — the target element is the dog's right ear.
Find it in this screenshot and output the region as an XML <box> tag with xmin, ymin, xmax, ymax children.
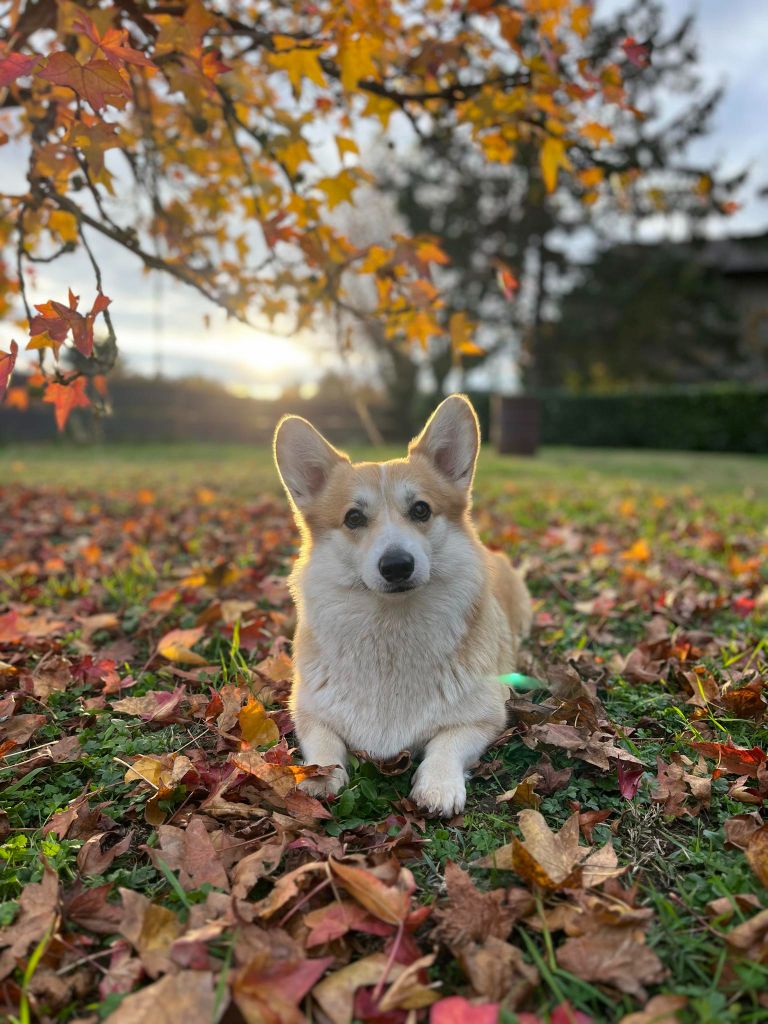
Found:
<box><xmin>273</xmin><ymin>416</ymin><xmax>349</xmax><ymax>511</ymax></box>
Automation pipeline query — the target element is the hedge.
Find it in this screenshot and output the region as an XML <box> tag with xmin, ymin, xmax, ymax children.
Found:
<box><xmin>463</xmin><ymin>387</ymin><xmax>768</xmax><ymax>452</ymax></box>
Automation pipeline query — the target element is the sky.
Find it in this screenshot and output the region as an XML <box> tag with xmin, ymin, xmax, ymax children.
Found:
<box><xmin>4</xmin><ymin>0</ymin><xmax>768</xmax><ymax>397</ymax></box>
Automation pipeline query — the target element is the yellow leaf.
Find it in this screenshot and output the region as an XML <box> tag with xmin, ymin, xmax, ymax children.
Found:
<box><xmin>48</xmin><ymin>210</ymin><xmax>79</xmax><ymax>243</ymax></box>
<box><xmin>268</xmin><ymin>46</ymin><xmax>326</xmax><ymax>96</ymax></box>
<box><xmin>336</xmin><ymin>135</ymin><xmax>359</xmax><ymax>159</ymax></box>
<box><xmin>361</xmin><ymin>92</ymin><xmax>398</xmax><ymax>128</ymax></box>
<box><xmin>539</xmin><ymin>136</ymin><xmax>572</xmax><ymax>193</ymax></box>
<box><xmin>278</xmin><ymin>136</ymin><xmax>311</xmax><ymax>177</ymax></box>
<box><xmin>317</xmin><ymin>169</ymin><xmax>359</xmax><ymax>210</ymax></box>
<box><xmin>339</xmin><ymin>33</ymin><xmax>378</xmax><ymax>91</ymax></box>
<box><xmin>238</xmin><ymin>697</ymin><xmax>280</xmax><ymax>747</ymax></box>
<box><xmin>450</xmin><ymin>311</ymin><xmax>484</xmax><ymax>357</ymax></box>
<box><xmin>620</xmin><ymin>538</ymin><xmax>651</xmax><ymax>563</ymax></box>
<box><xmin>359</xmin><ymin>244</ymin><xmax>391</xmax><ymax>274</ymax></box>
<box><xmin>26</xmin><ymin>331</ymin><xmax>62</xmax><ymax>356</ymax></box>
<box><xmin>415</xmin><ymin>240</ymin><xmax>449</xmax><ymax>266</ymax></box>
<box><xmin>571</xmin><ymin>4</ymin><xmax>592</xmax><ymax>38</ymax></box>
<box><xmin>329</xmin><ymin>859</ymin><xmax>412</xmax><ymax>924</ymax></box>
<box><xmin>157</xmin><ymin>626</ymin><xmax>207</xmax><ymax>665</ymax></box>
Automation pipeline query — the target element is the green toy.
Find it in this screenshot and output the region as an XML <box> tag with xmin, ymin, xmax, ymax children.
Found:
<box><xmin>497</xmin><ymin>672</ymin><xmax>546</xmax><ymax>691</ymax></box>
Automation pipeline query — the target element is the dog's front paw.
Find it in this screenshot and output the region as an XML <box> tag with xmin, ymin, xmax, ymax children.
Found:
<box><xmin>410</xmin><ymin>766</ymin><xmax>466</xmax><ymax>817</ymax></box>
<box><xmin>299</xmin><ymin>766</ymin><xmax>349</xmax><ymax>800</ymax></box>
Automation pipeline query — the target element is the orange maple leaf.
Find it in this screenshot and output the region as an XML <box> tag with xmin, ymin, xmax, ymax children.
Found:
<box><xmin>0</xmin><ymin>340</ymin><xmax>18</xmax><ymax>400</ymax></box>
<box><xmin>44</xmin><ymin>376</ymin><xmax>91</xmax><ymax>432</ymax></box>
<box><xmin>73</xmin><ymin>12</ymin><xmax>157</xmax><ymax>70</ymax></box>
<box><xmin>30</xmin><ymin>291</ymin><xmax>111</xmax><ymax>358</ymax></box>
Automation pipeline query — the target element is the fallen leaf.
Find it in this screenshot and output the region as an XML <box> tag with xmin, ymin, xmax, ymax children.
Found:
<box><xmin>556</xmin><ymin>926</ymin><xmax>666</xmax><ymax>999</ymax></box>
<box><xmin>104</xmin><ymin>969</ymin><xmax>217</xmax><ymax>1023</ymax></box>
<box><xmin>430</xmin><ymin>996</ymin><xmax>500</xmax><ymax>1024</ymax></box>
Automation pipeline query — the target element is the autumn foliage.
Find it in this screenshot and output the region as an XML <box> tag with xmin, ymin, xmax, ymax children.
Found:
<box><xmin>0</xmin><ymin>0</ymin><xmax>653</xmax><ymax>428</ymax></box>
<box><xmin>1</xmin><ymin>464</ymin><xmax>767</xmax><ymax>1021</ymax></box>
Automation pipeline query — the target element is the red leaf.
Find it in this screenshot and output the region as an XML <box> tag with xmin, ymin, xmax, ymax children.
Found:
<box><xmin>617</xmin><ymin>760</ymin><xmax>645</xmax><ymax>799</ymax></box>
<box><xmin>692</xmin><ymin>742</ymin><xmax>767</xmax><ymax>777</ymax></box>
<box><xmin>430</xmin><ymin>997</ymin><xmax>499</xmax><ymax>1024</ymax></box>
<box><xmin>43</xmin><ymin>376</ymin><xmax>91</xmax><ymax>432</ymax></box>
<box><xmin>0</xmin><ymin>340</ymin><xmax>18</xmax><ymax>400</ymax></box>
<box><xmin>30</xmin><ymin>291</ymin><xmax>110</xmax><ymax>357</ymax></box>
<box><xmin>551</xmin><ymin>1002</ymin><xmax>593</xmax><ymax>1024</ymax></box>
<box><xmin>495</xmin><ymin>262</ymin><xmax>519</xmax><ymax>301</ymax></box>
<box><xmin>39</xmin><ymin>51</ymin><xmax>131</xmax><ymax>111</ymax></box>
<box><xmin>0</xmin><ymin>51</ymin><xmax>38</xmax><ymax>86</ymax></box>
<box><xmin>732</xmin><ymin>596</ymin><xmax>755</xmax><ymax>618</ymax></box>
<box><xmin>621</xmin><ymin>37</ymin><xmax>651</xmax><ymax>68</ymax></box>
<box><xmin>73</xmin><ymin>12</ymin><xmax>156</xmax><ymax>70</ymax></box>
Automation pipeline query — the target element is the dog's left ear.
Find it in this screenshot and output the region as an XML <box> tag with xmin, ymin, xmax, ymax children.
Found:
<box><xmin>409</xmin><ymin>394</ymin><xmax>480</xmax><ymax>491</ymax></box>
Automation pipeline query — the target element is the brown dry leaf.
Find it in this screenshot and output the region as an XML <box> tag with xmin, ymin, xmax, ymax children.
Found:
<box><xmin>0</xmin><ymin>863</ymin><xmax>58</xmax><ymax>980</ymax></box>
<box><xmin>706</xmin><ymin>893</ymin><xmax>762</xmax><ymax>922</ymax></box>
<box><xmin>724</xmin><ymin>812</ymin><xmax>764</xmax><ymax>850</ymax></box>
<box><xmin>477</xmin><ymin>810</ymin><xmax>585</xmax><ymax>890</ymax></box>
<box><xmin>496</xmin><ymin>773</ymin><xmax>542</xmax><ymax>809</ymax></box>
<box><xmin>254</xmin><ymin>650</ymin><xmax>293</xmax><ymax>684</ymax></box>
<box><xmin>77</xmin><ymin>829</ymin><xmax>133</xmax><ymax>876</ymax></box>
<box><xmin>745</xmin><ymin>824</ymin><xmax>768</xmax><ymax>886</ymax></box>
<box><xmin>433</xmin><ymin>862</ymin><xmax>523</xmax><ymax>949</ymax></box>
<box><xmin>27</xmin><ymin>655</ymin><xmax>73</xmax><ymax>699</ymax></box>
<box><xmin>0</xmin><ymin>712</ymin><xmax>47</xmax><ymax>745</ymax></box>
<box><xmin>726</xmin><ymin>908</ymin><xmax>768</xmax><ymax>959</ymax></box>
<box><xmin>580</xmin><ymin>841</ymin><xmax>626</xmax><ymax>888</ymax></box>
<box><xmin>149</xmin><ymin>816</ymin><xmax>230</xmax><ymax>891</ymax></box>
<box><xmin>232</xmin><ymin>954</ymin><xmax>333</xmax><ymax>1024</ymax></box>
<box><xmin>531</xmin><ymin>753</ymin><xmax>572</xmax><ymax>795</ymax></box>
<box><xmin>312</xmin><ymin>953</ymin><xmax>399</xmax><ymax>1024</ymax></box>
<box><xmin>376</xmin><ymin>952</ymin><xmax>439</xmax><ymax>1012</ymax></box>
<box><xmin>652</xmin><ymin>756</ymin><xmax>710</xmax><ymax>818</ymax></box>
<box><xmin>304</xmin><ymin>899</ymin><xmax>391</xmax><ymax>947</ymax></box>
<box><xmin>111</xmin><ymin>687</ymin><xmax>186</xmax><ymax>722</ymax></box>
<box><xmin>619</xmin><ymin>994</ymin><xmax>688</xmax><ymax>1024</ymax></box>
<box><xmin>231</xmin><ymin>841</ymin><xmax>285</xmax><ymax>900</ymax></box>
<box><xmin>118</xmin><ymin>889</ymin><xmax>183</xmax><ymax>977</ymax></box>
<box><xmin>104</xmin><ymin>969</ymin><xmax>217</xmax><ymax>1024</ymax></box>
<box><xmin>43</xmin><ymin>792</ymin><xmax>91</xmax><ymax>838</ymax></box>
<box><xmin>556</xmin><ymin>925</ymin><xmax>666</xmax><ymax>999</ymax></box>
<box><xmin>63</xmin><ymin>882</ymin><xmax>123</xmax><ymax>935</ymax></box>
<box><xmin>156</xmin><ymin>627</ymin><xmax>207</xmax><ymax>666</ymax></box>
<box><xmin>329</xmin><ymin>857</ymin><xmax>413</xmax><ymax>924</ymax></box>
<box><xmin>252</xmin><ymin>861</ymin><xmax>328</xmax><ymax>919</ymax></box>
<box><xmin>459</xmin><ymin>935</ymin><xmax>539</xmax><ymax>1005</ymax></box>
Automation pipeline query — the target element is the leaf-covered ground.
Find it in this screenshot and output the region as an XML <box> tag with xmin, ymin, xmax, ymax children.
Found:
<box><xmin>1</xmin><ymin>445</ymin><xmax>767</xmax><ymax>1024</ymax></box>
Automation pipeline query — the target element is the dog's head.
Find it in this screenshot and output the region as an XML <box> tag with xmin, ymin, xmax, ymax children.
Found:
<box><xmin>273</xmin><ymin>394</ymin><xmax>480</xmax><ymax>596</ymax></box>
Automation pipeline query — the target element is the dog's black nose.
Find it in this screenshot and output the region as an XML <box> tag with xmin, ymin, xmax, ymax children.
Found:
<box><xmin>378</xmin><ymin>549</ymin><xmax>415</xmax><ymax>583</ymax></box>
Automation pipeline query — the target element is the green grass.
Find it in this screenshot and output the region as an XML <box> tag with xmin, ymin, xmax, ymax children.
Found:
<box><xmin>1</xmin><ymin>441</ymin><xmax>767</xmax><ymax>1022</ymax></box>
<box><xmin>2</xmin><ymin>440</ymin><xmax>767</xmax><ymax>498</ymax></box>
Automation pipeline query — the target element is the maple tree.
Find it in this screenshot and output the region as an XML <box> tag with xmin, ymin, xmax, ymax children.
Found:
<box><xmin>1</xmin><ymin>0</ymin><xmax>659</xmax><ymax>429</ymax></box>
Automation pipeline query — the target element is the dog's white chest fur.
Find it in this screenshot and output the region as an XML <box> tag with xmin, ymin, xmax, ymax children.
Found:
<box><xmin>294</xmin><ymin>574</ymin><xmax>505</xmax><ymax>759</ymax></box>
<box><xmin>294</xmin><ymin>589</ymin><xmax>493</xmax><ymax>757</ymax></box>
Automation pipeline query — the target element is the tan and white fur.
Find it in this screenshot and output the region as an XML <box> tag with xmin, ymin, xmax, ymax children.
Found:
<box><xmin>273</xmin><ymin>394</ymin><xmax>532</xmax><ymax>817</ymax></box>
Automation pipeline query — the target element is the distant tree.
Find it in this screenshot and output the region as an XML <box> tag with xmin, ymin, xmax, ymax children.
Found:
<box><xmin>385</xmin><ymin>0</ymin><xmax>743</xmax><ymax>401</ymax></box>
<box><xmin>537</xmin><ymin>244</ymin><xmax>741</xmax><ymax>389</ymax></box>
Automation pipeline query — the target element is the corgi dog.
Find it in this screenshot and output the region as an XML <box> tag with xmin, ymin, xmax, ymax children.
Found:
<box><xmin>273</xmin><ymin>394</ymin><xmax>532</xmax><ymax>817</ymax></box>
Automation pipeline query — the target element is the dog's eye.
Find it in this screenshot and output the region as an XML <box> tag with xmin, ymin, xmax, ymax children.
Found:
<box><xmin>410</xmin><ymin>500</ymin><xmax>432</xmax><ymax>522</ymax></box>
<box><xmin>343</xmin><ymin>508</ymin><xmax>367</xmax><ymax>529</ymax></box>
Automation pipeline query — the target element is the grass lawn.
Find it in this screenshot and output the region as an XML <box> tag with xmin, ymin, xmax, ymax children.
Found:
<box><xmin>1</xmin><ymin>442</ymin><xmax>767</xmax><ymax>1023</ymax></box>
